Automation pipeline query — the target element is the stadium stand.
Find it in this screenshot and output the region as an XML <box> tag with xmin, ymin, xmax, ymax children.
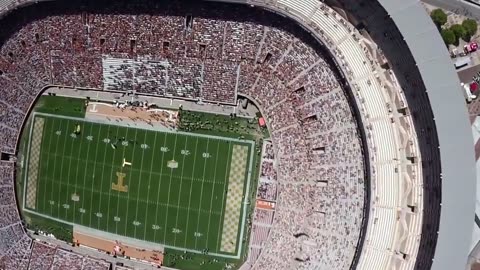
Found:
<box><xmin>28</xmin><ymin>241</ymin><xmax>56</xmax><ymax>270</ymax></box>
<box><xmin>0</xmin><ymin>0</ymin><xmax>472</xmax><ymax>270</ymax></box>
<box><xmin>238</xmin><ymin>1</ymin><xmax>425</xmax><ymax>269</ymax></box>
<box><xmin>0</xmin><ymin>1</ymin><xmax>366</xmax><ymax>268</ymax></box>
<box><xmin>327</xmin><ymin>1</ymin><xmax>471</xmax><ymax>270</ymax></box>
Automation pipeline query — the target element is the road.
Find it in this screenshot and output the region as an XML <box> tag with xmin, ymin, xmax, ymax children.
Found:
<box><xmin>422</xmin><ymin>0</ymin><xmax>480</xmax><ymax>19</ymax></box>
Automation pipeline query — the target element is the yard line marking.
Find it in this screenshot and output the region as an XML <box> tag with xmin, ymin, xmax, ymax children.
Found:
<box><xmin>64</xmin><ymin>119</ymin><xmax>79</xmax><ymax>220</ymax></box>
<box><xmin>215</xmin><ymin>142</ymin><xmax>232</xmax><ymax>252</ymax></box>
<box><xmin>46</xmin><ymin>151</ymin><xmax>227</xmax><ymax>185</ymax></box>
<box><xmin>95</xmin><ymin>124</ymin><xmax>113</xmax><ymax>229</ymax></box>
<box><xmin>43</xmin><ymin>177</ymin><xmax>224</xmax><ymax>216</ymax></box>
<box><xmin>142</xmin><ymin>132</ymin><xmax>158</xmax><ymax>240</ymax></box>
<box><xmin>194</xmin><ymin>138</ymin><xmax>209</xmax><ymax>250</ymax></box>
<box><xmin>35</xmin><ymin>112</ymin><xmax>251</xmax><ymax>145</ymax></box>
<box><xmin>173</xmin><ymin>136</ymin><xmax>188</xmax><ymax>246</ymax></box>
<box><xmin>205</xmin><ymin>140</ymin><xmax>221</xmax><ymax>248</ymax></box>
<box><xmin>123</xmin><ymin>127</ymin><xmax>139</xmax><ymax>237</ymax></box>
<box><xmin>49</xmin><ymin>119</ymin><xmax>63</xmax><ymax>217</ymax></box>
<box><xmin>109</xmin><ymin>126</ymin><xmax>128</xmax><ymax>234</ymax></box>
<box><xmin>183</xmin><ymin>136</ymin><xmax>199</xmax><ymax>248</ymax></box>
<box><xmin>88</xmin><ymin>124</ymin><xmax>105</xmax><ymax>228</ymax></box>
<box><xmin>84</xmin><ymin>124</ymin><xmax>102</xmax><ymax>226</ymax></box>
<box><xmin>162</xmin><ymin>133</ymin><xmax>178</xmax><ymax>244</ymax></box>
<box><xmin>41</xmin><ymin>118</ymin><xmax>55</xmax><ymax>212</ymax></box>
<box><xmin>133</xmin><ymin>131</ymin><xmax>148</xmax><ymax>238</ymax></box>
<box><xmin>78</xmin><ymin>123</ymin><xmax>93</xmax><ymax>224</ymax></box>
<box><xmin>25</xmin><ymin>113</ymin><xmax>254</xmax><ymax>260</ymax></box>
<box><xmin>57</xmin><ymin>119</ymin><xmax>70</xmax><ymax>219</ymax></box>
<box><xmin>152</xmin><ymin>133</ymin><xmax>167</xmax><ymax>242</ymax></box>
<box><xmin>72</xmin><ymin>121</ymin><xmax>89</xmax><ymax>224</ymax></box>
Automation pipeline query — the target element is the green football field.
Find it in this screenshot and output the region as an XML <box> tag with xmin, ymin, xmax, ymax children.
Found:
<box><xmin>23</xmin><ymin>112</ymin><xmax>254</xmax><ymax>258</ymax></box>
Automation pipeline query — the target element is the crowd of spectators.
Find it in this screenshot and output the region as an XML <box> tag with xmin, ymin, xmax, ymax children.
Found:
<box><xmin>243</xmin><ymin>140</ymin><xmax>279</xmax><ymax>269</ymax></box>
<box><xmin>81</xmin><ymin>256</ymin><xmax>111</xmax><ymax>270</ymax></box>
<box><xmin>237</xmin><ymin>13</ymin><xmax>365</xmax><ymax>268</ymax></box>
<box><xmin>0</xmin><ymin>235</ymin><xmax>32</xmax><ymax>269</ymax></box>
<box><xmin>0</xmin><ymin>160</ymin><xmax>24</xmax><ymax>269</ymax></box>
<box><xmin>28</xmin><ymin>241</ymin><xmax>56</xmax><ymax>270</ymax></box>
<box><xmin>49</xmin><ymin>249</ymin><xmax>111</xmax><ymax>270</ymax></box>
<box><xmin>0</xmin><ymin>1</ymin><xmax>366</xmax><ymax>269</ymax></box>
<box><xmin>238</xmin><ymin>20</ymin><xmax>365</xmax><ymax>267</ymax></box>
<box><xmin>256</xmin><ymin>141</ymin><xmax>278</xmax><ymax>202</ymax></box>
<box><xmin>0</xmin><ymin>239</ymin><xmax>113</xmax><ymax>269</ymax></box>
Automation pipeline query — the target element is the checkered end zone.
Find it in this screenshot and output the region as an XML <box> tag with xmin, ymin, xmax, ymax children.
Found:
<box><xmin>220</xmin><ymin>145</ymin><xmax>248</xmax><ymax>253</ymax></box>
<box><xmin>26</xmin><ymin>117</ymin><xmax>45</xmax><ymax>210</ymax></box>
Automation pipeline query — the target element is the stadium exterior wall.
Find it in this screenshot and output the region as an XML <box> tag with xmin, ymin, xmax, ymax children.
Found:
<box><xmin>375</xmin><ymin>1</ymin><xmax>476</xmax><ymax>270</ymax></box>
<box><xmin>0</xmin><ymin>0</ymin><xmax>51</xmax><ymax>19</ymax></box>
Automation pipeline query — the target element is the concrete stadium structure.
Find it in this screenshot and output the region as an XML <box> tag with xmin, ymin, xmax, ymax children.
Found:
<box><xmin>0</xmin><ymin>0</ymin><xmax>475</xmax><ymax>270</ymax></box>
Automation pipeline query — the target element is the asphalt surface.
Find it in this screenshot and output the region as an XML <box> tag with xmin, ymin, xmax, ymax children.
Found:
<box><xmin>422</xmin><ymin>0</ymin><xmax>480</xmax><ymax>19</ymax></box>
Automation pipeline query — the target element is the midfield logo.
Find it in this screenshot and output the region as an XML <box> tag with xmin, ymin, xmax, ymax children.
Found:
<box><xmin>112</xmin><ymin>172</ymin><xmax>128</xmax><ymax>192</ymax></box>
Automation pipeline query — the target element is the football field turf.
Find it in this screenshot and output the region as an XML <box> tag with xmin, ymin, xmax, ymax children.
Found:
<box><xmin>23</xmin><ymin>112</ymin><xmax>254</xmax><ymax>258</ymax></box>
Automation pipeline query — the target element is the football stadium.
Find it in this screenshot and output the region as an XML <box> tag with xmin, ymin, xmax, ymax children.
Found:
<box><xmin>0</xmin><ymin>0</ymin><xmax>475</xmax><ymax>270</ymax></box>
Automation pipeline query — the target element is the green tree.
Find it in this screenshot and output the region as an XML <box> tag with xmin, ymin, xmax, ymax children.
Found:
<box><xmin>450</xmin><ymin>24</ymin><xmax>467</xmax><ymax>42</ymax></box>
<box><xmin>462</xmin><ymin>18</ymin><xmax>478</xmax><ymax>39</ymax></box>
<box><xmin>431</xmin><ymin>9</ymin><xmax>448</xmax><ymax>27</ymax></box>
<box><xmin>441</xmin><ymin>28</ymin><xmax>456</xmax><ymax>45</ymax></box>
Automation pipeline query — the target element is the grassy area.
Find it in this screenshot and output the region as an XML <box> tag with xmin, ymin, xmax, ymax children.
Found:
<box><xmin>23</xmin><ymin>212</ymin><xmax>73</xmax><ymax>243</ymax></box>
<box><xmin>17</xmin><ymin>95</ymin><xmax>87</xmax><ymax>241</ymax></box>
<box><xmin>163</xmin><ymin>248</ymin><xmax>239</xmax><ymax>270</ymax></box>
<box><xmin>178</xmin><ymin>110</ymin><xmax>269</xmax><ymax>140</ymax></box>
<box><xmin>24</xmin><ymin>113</ymin><xmax>253</xmax><ymax>256</ymax></box>
<box><xmin>17</xmin><ymin>96</ymin><xmax>83</xmax><ymax>220</ymax></box>
<box><xmin>18</xmin><ymin>96</ymin><xmax>270</xmax><ymax>270</ymax></box>
<box><xmin>34</xmin><ymin>95</ymin><xmax>87</xmax><ymax>118</ymax></box>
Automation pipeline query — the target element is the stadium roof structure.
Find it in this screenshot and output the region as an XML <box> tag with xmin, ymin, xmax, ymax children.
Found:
<box><xmin>375</xmin><ymin>1</ymin><xmax>476</xmax><ymax>269</ymax></box>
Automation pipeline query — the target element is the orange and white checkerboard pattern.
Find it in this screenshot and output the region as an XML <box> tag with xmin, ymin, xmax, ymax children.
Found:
<box><xmin>220</xmin><ymin>144</ymin><xmax>248</xmax><ymax>253</ymax></box>
<box><xmin>26</xmin><ymin>117</ymin><xmax>45</xmax><ymax>210</ymax></box>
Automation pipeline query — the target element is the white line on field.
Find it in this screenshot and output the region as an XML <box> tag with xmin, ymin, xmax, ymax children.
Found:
<box><xmin>162</xmin><ymin>133</ymin><xmax>178</xmax><ymax>244</ymax></box>
<box><xmin>123</xmin><ymin>127</ymin><xmax>139</xmax><ymax>237</ymax></box>
<box><xmin>41</xmin><ymin>118</ymin><xmax>55</xmax><ymax>212</ymax></box>
<box><xmin>173</xmin><ymin>136</ymin><xmax>188</xmax><ymax>246</ymax></box>
<box><xmin>153</xmin><ymin>134</ymin><xmax>168</xmax><ymax>241</ymax></box>
<box><xmin>110</xmin><ymin>126</ymin><xmax>127</xmax><ymax>234</ymax></box>
<box><xmin>205</xmin><ymin>140</ymin><xmax>221</xmax><ymax>248</ymax></box>
<box><xmin>183</xmin><ymin>137</ymin><xmax>199</xmax><ymax>249</ymax></box>
<box><xmin>194</xmin><ymin>138</ymin><xmax>209</xmax><ymax>250</ymax></box>
<box><xmin>142</xmin><ymin>131</ymin><xmax>158</xmax><ymax>240</ymax></box>
<box><xmin>133</xmin><ymin>131</ymin><xmax>148</xmax><ymax>238</ymax></box>
<box><xmin>89</xmin><ymin>124</ymin><xmax>107</xmax><ymax>228</ymax></box>
<box><xmin>58</xmin><ymin>119</ymin><xmax>70</xmax><ymax>219</ymax></box>
<box><xmin>72</xmin><ymin>122</ymin><xmax>90</xmax><ymax>224</ymax></box>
